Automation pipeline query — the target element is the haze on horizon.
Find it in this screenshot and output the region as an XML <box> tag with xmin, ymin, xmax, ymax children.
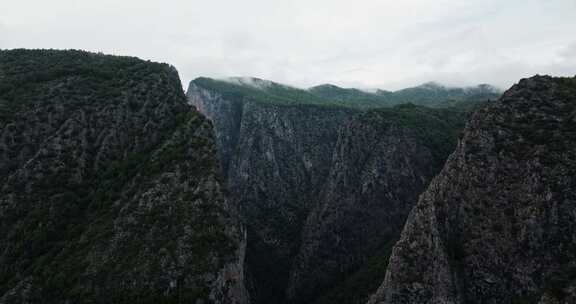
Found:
<box><xmin>1</xmin><ymin>0</ymin><xmax>575</xmax><ymax>91</ymax></box>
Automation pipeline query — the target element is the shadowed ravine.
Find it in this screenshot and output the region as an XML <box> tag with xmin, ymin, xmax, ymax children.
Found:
<box><xmin>1</xmin><ymin>49</ymin><xmax>574</xmax><ymax>304</ymax></box>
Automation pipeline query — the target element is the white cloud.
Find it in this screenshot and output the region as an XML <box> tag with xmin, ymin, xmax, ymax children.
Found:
<box><xmin>1</xmin><ymin>0</ymin><xmax>575</xmax><ymax>90</ymax></box>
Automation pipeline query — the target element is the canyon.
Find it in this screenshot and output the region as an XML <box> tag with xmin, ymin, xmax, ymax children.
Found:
<box><xmin>1</xmin><ymin>49</ymin><xmax>574</xmax><ymax>304</ymax></box>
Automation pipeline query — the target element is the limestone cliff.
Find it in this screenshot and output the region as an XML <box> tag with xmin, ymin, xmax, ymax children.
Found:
<box><xmin>188</xmin><ymin>79</ymin><xmax>354</xmax><ymax>303</ymax></box>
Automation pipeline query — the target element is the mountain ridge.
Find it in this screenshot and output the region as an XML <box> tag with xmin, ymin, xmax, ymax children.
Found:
<box><xmin>191</xmin><ymin>76</ymin><xmax>501</xmax><ymax>109</ymax></box>
<box><xmin>367</xmin><ymin>74</ymin><xmax>576</xmax><ymax>304</ymax></box>
<box><xmin>0</xmin><ymin>49</ymin><xmax>248</xmax><ymax>304</ymax></box>
<box><xmin>2</xmin><ymin>48</ymin><xmax>574</xmax><ymax>304</ymax></box>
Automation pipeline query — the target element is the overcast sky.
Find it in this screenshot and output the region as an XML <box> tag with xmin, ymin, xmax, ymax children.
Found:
<box><xmin>1</xmin><ymin>0</ymin><xmax>575</xmax><ymax>90</ymax></box>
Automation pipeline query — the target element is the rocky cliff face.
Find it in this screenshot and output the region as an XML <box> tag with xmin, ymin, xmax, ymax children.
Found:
<box><xmin>288</xmin><ymin>106</ymin><xmax>467</xmax><ymax>304</ymax></box>
<box><xmin>188</xmin><ymin>80</ymin><xmax>354</xmax><ymax>303</ymax></box>
<box><xmin>0</xmin><ymin>50</ymin><xmax>248</xmax><ymax>304</ymax></box>
<box><xmin>367</xmin><ymin>75</ymin><xmax>576</xmax><ymax>304</ymax></box>
<box><xmin>187</xmin><ymin>82</ymin><xmax>244</xmax><ymax>175</ymax></box>
<box><xmin>188</xmin><ymin>78</ymin><xmax>471</xmax><ymax>304</ymax></box>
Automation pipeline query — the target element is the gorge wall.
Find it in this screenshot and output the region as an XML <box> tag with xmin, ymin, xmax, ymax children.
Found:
<box><xmin>188</xmin><ymin>80</ymin><xmax>354</xmax><ymax>303</ymax></box>
<box><xmin>4</xmin><ymin>49</ymin><xmax>570</xmax><ymax>304</ymax></box>
<box><xmin>188</xmin><ymin>78</ymin><xmax>471</xmax><ymax>304</ymax></box>
<box><xmin>290</xmin><ymin>106</ymin><xmax>467</xmax><ymax>304</ymax></box>
<box><xmin>367</xmin><ymin>75</ymin><xmax>576</xmax><ymax>304</ymax></box>
<box><xmin>0</xmin><ymin>50</ymin><xmax>248</xmax><ymax>304</ymax></box>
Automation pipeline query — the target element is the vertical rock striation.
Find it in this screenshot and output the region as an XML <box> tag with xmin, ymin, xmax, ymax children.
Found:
<box><xmin>188</xmin><ymin>79</ymin><xmax>354</xmax><ymax>303</ymax></box>
<box><xmin>289</xmin><ymin>106</ymin><xmax>467</xmax><ymax>304</ymax></box>
<box><xmin>188</xmin><ymin>78</ymin><xmax>472</xmax><ymax>304</ymax></box>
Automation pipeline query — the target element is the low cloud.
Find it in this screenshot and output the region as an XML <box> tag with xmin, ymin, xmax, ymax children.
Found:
<box><xmin>1</xmin><ymin>0</ymin><xmax>575</xmax><ymax>90</ymax></box>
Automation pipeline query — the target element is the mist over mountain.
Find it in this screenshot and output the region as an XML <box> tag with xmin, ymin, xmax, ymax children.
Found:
<box><xmin>309</xmin><ymin>81</ymin><xmax>501</xmax><ymax>108</ymax></box>
<box><xmin>192</xmin><ymin>76</ymin><xmax>501</xmax><ymax>110</ymax></box>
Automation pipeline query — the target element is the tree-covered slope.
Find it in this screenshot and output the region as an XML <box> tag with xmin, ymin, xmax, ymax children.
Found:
<box><xmin>192</xmin><ymin>77</ymin><xmax>500</xmax><ymax>110</ymax></box>
<box><xmin>191</xmin><ymin>77</ymin><xmax>344</xmax><ymax>107</ymax></box>
<box><xmin>390</xmin><ymin>82</ymin><xmax>500</xmax><ymax>107</ymax></box>
<box><xmin>368</xmin><ymin>75</ymin><xmax>576</xmax><ymax>304</ymax></box>
<box><xmin>309</xmin><ymin>82</ymin><xmax>501</xmax><ymax>108</ymax></box>
<box><xmin>0</xmin><ymin>49</ymin><xmax>248</xmax><ymax>304</ymax></box>
<box><xmin>308</xmin><ymin>84</ymin><xmax>393</xmax><ymax>109</ymax></box>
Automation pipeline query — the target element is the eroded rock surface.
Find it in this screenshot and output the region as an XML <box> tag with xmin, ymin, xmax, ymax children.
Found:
<box><xmin>189</xmin><ymin>78</ymin><xmax>471</xmax><ymax>304</ymax></box>
<box><xmin>189</xmin><ymin>80</ymin><xmax>353</xmax><ymax>303</ymax></box>
<box><xmin>290</xmin><ymin>106</ymin><xmax>466</xmax><ymax>304</ymax></box>
<box><xmin>368</xmin><ymin>75</ymin><xmax>576</xmax><ymax>304</ymax></box>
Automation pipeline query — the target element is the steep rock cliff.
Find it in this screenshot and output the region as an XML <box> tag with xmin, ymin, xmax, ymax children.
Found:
<box><xmin>0</xmin><ymin>50</ymin><xmax>248</xmax><ymax>304</ymax></box>
<box><xmin>188</xmin><ymin>79</ymin><xmax>355</xmax><ymax>303</ymax></box>
<box><xmin>188</xmin><ymin>78</ymin><xmax>476</xmax><ymax>304</ymax></box>
<box><xmin>367</xmin><ymin>75</ymin><xmax>576</xmax><ymax>304</ymax></box>
<box><xmin>288</xmin><ymin>105</ymin><xmax>468</xmax><ymax>304</ymax></box>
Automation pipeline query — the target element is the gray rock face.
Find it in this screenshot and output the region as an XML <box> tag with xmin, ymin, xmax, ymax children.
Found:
<box><xmin>189</xmin><ymin>79</ymin><xmax>470</xmax><ymax>304</ymax></box>
<box><xmin>188</xmin><ymin>82</ymin><xmax>244</xmax><ymax>175</ymax></box>
<box><xmin>286</xmin><ymin>113</ymin><xmax>432</xmax><ymax>303</ymax></box>
<box><xmin>288</xmin><ymin>107</ymin><xmax>466</xmax><ymax>304</ymax></box>
<box><xmin>0</xmin><ymin>50</ymin><xmax>248</xmax><ymax>304</ymax></box>
<box><xmin>367</xmin><ymin>75</ymin><xmax>576</xmax><ymax>304</ymax></box>
<box><xmin>188</xmin><ymin>82</ymin><xmax>354</xmax><ymax>303</ymax></box>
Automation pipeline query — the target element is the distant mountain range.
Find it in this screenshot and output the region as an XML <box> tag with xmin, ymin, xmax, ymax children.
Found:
<box><xmin>310</xmin><ymin>81</ymin><xmax>501</xmax><ymax>108</ymax></box>
<box><xmin>193</xmin><ymin>76</ymin><xmax>502</xmax><ymax>109</ymax></box>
